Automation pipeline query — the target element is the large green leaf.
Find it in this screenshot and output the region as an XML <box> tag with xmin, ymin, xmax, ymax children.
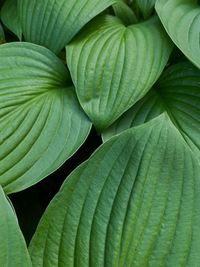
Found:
<box><xmin>0</xmin><ymin>42</ymin><xmax>91</xmax><ymax>194</ymax></box>
<box><xmin>66</xmin><ymin>15</ymin><xmax>173</xmax><ymax>130</ymax></box>
<box><xmin>17</xmin><ymin>0</ymin><xmax>116</xmax><ymax>54</ymax></box>
<box><xmin>0</xmin><ymin>185</ymin><xmax>32</xmax><ymax>266</ymax></box>
<box><xmin>156</xmin><ymin>0</ymin><xmax>200</xmax><ymax>69</ymax></box>
<box><xmin>29</xmin><ymin>114</ymin><xmax>200</xmax><ymax>266</ymax></box>
<box><xmin>1</xmin><ymin>0</ymin><xmax>22</xmax><ymax>39</ymax></box>
<box><xmin>102</xmin><ymin>62</ymin><xmax>200</xmax><ymax>159</ymax></box>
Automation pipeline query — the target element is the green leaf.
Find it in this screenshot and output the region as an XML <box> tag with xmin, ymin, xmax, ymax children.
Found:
<box><xmin>66</xmin><ymin>15</ymin><xmax>173</xmax><ymax>130</ymax></box>
<box><xmin>156</xmin><ymin>0</ymin><xmax>200</xmax><ymax>69</ymax></box>
<box><xmin>1</xmin><ymin>0</ymin><xmax>22</xmax><ymax>40</ymax></box>
<box><xmin>0</xmin><ymin>42</ymin><xmax>91</xmax><ymax>194</ymax></box>
<box><xmin>102</xmin><ymin>62</ymin><xmax>200</xmax><ymax>160</ymax></box>
<box><xmin>29</xmin><ymin>114</ymin><xmax>200</xmax><ymax>266</ymax></box>
<box><xmin>135</xmin><ymin>0</ymin><xmax>156</xmax><ymax>19</ymax></box>
<box><xmin>0</xmin><ymin>185</ymin><xmax>32</xmax><ymax>266</ymax></box>
<box><xmin>112</xmin><ymin>1</ymin><xmax>138</xmax><ymax>25</ymax></box>
<box><xmin>0</xmin><ymin>23</ymin><xmax>5</xmax><ymax>44</ymax></box>
<box><xmin>18</xmin><ymin>0</ymin><xmax>116</xmax><ymax>54</ymax></box>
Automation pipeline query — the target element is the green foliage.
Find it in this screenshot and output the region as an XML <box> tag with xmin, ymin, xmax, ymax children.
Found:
<box><xmin>0</xmin><ymin>0</ymin><xmax>200</xmax><ymax>266</ymax></box>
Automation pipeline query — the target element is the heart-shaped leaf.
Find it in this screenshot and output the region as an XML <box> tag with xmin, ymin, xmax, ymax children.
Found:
<box><xmin>66</xmin><ymin>15</ymin><xmax>173</xmax><ymax>130</ymax></box>
<box><xmin>0</xmin><ymin>185</ymin><xmax>32</xmax><ymax>266</ymax></box>
<box><xmin>17</xmin><ymin>0</ymin><xmax>116</xmax><ymax>54</ymax></box>
<box><xmin>102</xmin><ymin>62</ymin><xmax>200</xmax><ymax>160</ymax></box>
<box><xmin>29</xmin><ymin>114</ymin><xmax>200</xmax><ymax>266</ymax></box>
<box><xmin>0</xmin><ymin>42</ymin><xmax>91</xmax><ymax>194</ymax></box>
<box><xmin>156</xmin><ymin>0</ymin><xmax>200</xmax><ymax>69</ymax></box>
<box><xmin>1</xmin><ymin>0</ymin><xmax>22</xmax><ymax>39</ymax></box>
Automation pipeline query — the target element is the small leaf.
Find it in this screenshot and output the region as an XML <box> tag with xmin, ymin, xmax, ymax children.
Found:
<box><xmin>66</xmin><ymin>15</ymin><xmax>173</xmax><ymax>130</ymax></box>
<box><xmin>18</xmin><ymin>0</ymin><xmax>116</xmax><ymax>54</ymax></box>
<box><xmin>29</xmin><ymin>114</ymin><xmax>200</xmax><ymax>266</ymax></box>
<box><xmin>102</xmin><ymin>62</ymin><xmax>200</xmax><ymax>160</ymax></box>
<box><xmin>0</xmin><ymin>185</ymin><xmax>32</xmax><ymax>266</ymax></box>
<box><xmin>1</xmin><ymin>0</ymin><xmax>22</xmax><ymax>39</ymax></box>
<box><xmin>156</xmin><ymin>0</ymin><xmax>200</xmax><ymax>69</ymax></box>
<box><xmin>0</xmin><ymin>42</ymin><xmax>91</xmax><ymax>194</ymax></box>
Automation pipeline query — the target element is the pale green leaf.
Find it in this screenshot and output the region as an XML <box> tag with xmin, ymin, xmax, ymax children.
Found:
<box><xmin>18</xmin><ymin>0</ymin><xmax>116</xmax><ymax>54</ymax></box>
<box><xmin>1</xmin><ymin>0</ymin><xmax>22</xmax><ymax>40</ymax></box>
<box><xmin>0</xmin><ymin>42</ymin><xmax>91</xmax><ymax>194</ymax></box>
<box><xmin>0</xmin><ymin>185</ymin><xmax>32</xmax><ymax>266</ymax></box>
<box><xmin>102</xmin><ymin>62</ymin><xmax>200</xmax><ymax>160</ymax></box>
<box><xmin>156</xmin><ymin>0</ymin><xmax>200</xmax><ymax>69</ymax></box>
<box><xmin>66</xmin><ymin>15</ymin><xmax>173</xmax><ymax>130</ymax></box>
<box><xmin>29</xmin><ymin>114</ymin><xmax>200</xmax><ymax>266</ymax></box>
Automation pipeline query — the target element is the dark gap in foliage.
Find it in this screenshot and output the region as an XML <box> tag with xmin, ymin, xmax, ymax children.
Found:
<box><xmin>9</xmin><ymin>126</ymin><xmax>102</xmax><ymax>244</ymax></box>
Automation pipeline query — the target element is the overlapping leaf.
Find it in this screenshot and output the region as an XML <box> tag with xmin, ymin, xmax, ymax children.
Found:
<box><xmin>135</xmin><ymin>0</ymin><xmax>156</xmax><ymax>19</ymax></box>
<box><xmin>102</xmin><ymin>62</ymin><xmax>200</xmax><ymax>159</ymax></box>
<box><xmin>66</xmin><ymin>15</ymin><xmax>173</xmax><ymax>130</ymax></box>
<box><xmin>0</xmin><ymin>42</ymin><xmax>91</xmax><ymax>194</ymax></box>
<box><xmin>17</xmin><ymin>0</ymin><xmax>116</xmax><ymax>54</ymax></box>
<box><xmin>0</xmin><ymin>185</ymin><xmax>32</xmax><ymax>266</ymax></box>
<box><xmin>29</xmin><ymin>114</ymin><xmax>200</xmax><ymax>266</ymax></box>
<box><xmin>1</xmin><ymin>0</ymin><xmax>22</xmax><ymax>39</ymax></box>
<box><xmin>156</xmin><ymin>0</ymin><xmax>200</xmax><ymax>69</ymax></box>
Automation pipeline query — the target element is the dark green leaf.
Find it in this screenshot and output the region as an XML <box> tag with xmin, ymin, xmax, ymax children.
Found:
<box><xmin>1</xmin><ymin>0</ymin><xmax>22</xmax><ymax>39</ymax></box>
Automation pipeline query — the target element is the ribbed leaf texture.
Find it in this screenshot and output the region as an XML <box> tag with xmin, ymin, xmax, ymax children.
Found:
<box><xmin>66</xmin><ymin>15</ymin><xmax>173</xmax><ymax>130</ymax></box>
<box><xmin>0</xmin><ymin>42</ymin><xmax>91</xmax><ymax>193</ymax></box>
<box><xmin>29</xmin><ymin>114</ymin><xmax>200</xmax><ymax>266</ymax></box>
<box><xmin>102</xmin><ymin>62</ymin><xmax>200</xmax><ymax>160</ymax></box>
<box><xmin>18</xmin><ymin>0</ymin><xmax>116</xmax><ymax>54</ymax></box>
<box><xmin>156</xmin><ymin>0</ymin><xmax>200</xmax><ymax>69</ymax></box>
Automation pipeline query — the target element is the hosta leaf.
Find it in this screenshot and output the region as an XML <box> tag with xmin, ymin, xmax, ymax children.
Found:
<box><xmin>0</xmin><ymin>185</ymin><xmax>32</xmax><ymax>266</ymax></box>
<box><xmin>156</xmin><ymin>0</ymin><xmax>200</xmax><ymax>69</ymax></box>
<box><xmin>135</xmin><ymin>0</ymin><xmax>156</xmax><ymax>19</ymax></box>
<box><xmin>29</xmin><ymin>114</ymin><xmax>200</xmax><ymax>266</ymax></box>
<box><xmin>1</xmin><ymin>0</ymin><xmax>22</xmax><ymax>40</ymax></box>
<box><xmin>66</xmin><ymin>15</ymin><xmax>173</xmax><ymax>130</ymax></box>
<box><xmin>18</xmin><ymin>0</ymin><xmax>116</xmax><ymax>54</ymax></box>
<box><xmin>0</xmin><ymin>42</ymin><xmax>91</xmax><ymax>194</ymax></box>
<box><xmin>102</xmin><ymin>62</ymin><xmax>200</xmax><ymax>160</ymax></box>
<box><xmin>112</xmin><ymin>1</ymin><xmax>138</xmax><ymax>25</ymax></box>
